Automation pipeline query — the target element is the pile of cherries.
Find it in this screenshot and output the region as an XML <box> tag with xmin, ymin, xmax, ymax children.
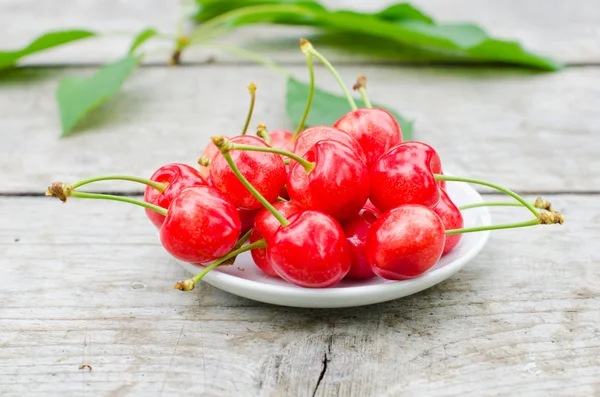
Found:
<box><xmin>47</xmin><ymin>40</ymin><xmax>563</xmax><ymax>291</ymax></box>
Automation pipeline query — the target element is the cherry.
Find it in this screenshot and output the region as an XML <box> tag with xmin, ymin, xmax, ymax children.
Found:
<box><xmin>198</xmin><ymin>141</ymin><xmax>220</xmax><ymax>179</ymax></box>
<box><xmin>251</xmin><ymin>201</ymin><xmax>302</xmax><ymax>276</ymax></box>
<box><xmin>160</xmin><ymin>186</ymin><xmax>241</xmax><ymax>263</ymax></box>
<box><xmin>287</xmin><ymin>139</ymin><xmax>370</xmax><ymax>220</ymax></box>
<box><xmin>293</xmin><ymin>126</ymin><xmax>367</xmax><ymax>165</ymax></box>
<box><xmin>266</xmin><ymin>210</ymin><xmax>351</xmax><ymax>288</ymax></box>
<box><xmin>334</xmin><ymin>108</ymin><xmax>402</xmax><ymax>169</ymax></box>
<box><xmin>238</xmin><ymin>207</ymin><xmax>261</xmax><ymax>235</ymax></box>
<box><xmin>369</xmin><ymin>141</ymin><xmax>443</xmax><ymax>212</ymax></box>
<box><xmin>269</xmin><ymin>129</ymin><xmax>295</xmax><ymax>153</ymax></box>
<box><xmin>210</xmin><ymin>135</ymin><xmax>286</xmax><ymax>210</ymax></box>
<box><xmin>340</xmin><ymin>206</ymin><xmax>380</xmax><ymax>280</ymax></box>
<box><xmin>433</xmin><ymin>188</ymin><xmax>464</xmax><ymax>255</ymax></box>
<box><xmin>144</xmin><ymin>163</ymin><xmax>207</xmax><ymax>228</ymax></box>
<box><xmin>366</xmin><ymin>204</ymin><xmax>445</xmax><ymax>280</ymax></box>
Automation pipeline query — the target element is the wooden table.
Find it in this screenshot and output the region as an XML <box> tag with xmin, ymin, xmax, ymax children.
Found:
<box><xmin>2</xmin><ymin>1</ymin><xmax>599</xmax><ymax>395</ymax></box>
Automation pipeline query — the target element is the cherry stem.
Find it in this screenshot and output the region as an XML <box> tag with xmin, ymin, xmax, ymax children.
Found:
<box><xmin>229</xmin><ymin>143</ymin><xmax>315</xmax><ymax>174</ymax></box>
<box><xmin>293</xmin><ymin>41</ymin><xmax>315</xmax><ymax>141</ymax></box>
<box><xmin>212</xmin><ymin>136</ymin><xmax>290</xmax><ymax>227</ymax></box>
<box><xmin>70</xmin><ymin>175</ymin><xmax>167</xmax><ymax>192</ymax></box>
<box><xmin>70</xmin><ymin>191</ymin><xmax>167</xmax><ymax>216</ymax></box>
<box><xmin>445</xmin><ymin>219</ymin><xmax>540</xmax><ymax>235</ymax></box>
<box><xmin>459</xmin><ymin>197</ymin><xmax>553</xmax><ymax>211</ymax></box>
<box><xmin>241</xmin><ymin>83</ymin><xmax>257</xmax><ymax>135</ymax></box>
<box><xmin>434</xmin><ymin>175</ymin><xmax>540</xmax><ymax>218</ymax></box>
<box><xmin>302</xmin><ymin>39</ymin><xmax>357</xmax><ymax>111</ymax></box>
<box><xmin>353</xmin><ymin>74</ymin><xmax>372</xmax><ymax>108</ymax></box>
<box><xmin>256</xmin><ymin>123</ymin><xmax>271</xmax><ymax>145</ymax></box>
<box><xmin>175</xmin><ymin>239</ymin><xmax>266</xmax><ymax>291</ymax></box>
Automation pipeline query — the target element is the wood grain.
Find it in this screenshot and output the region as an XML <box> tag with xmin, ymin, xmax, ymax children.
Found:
<box><xmin>1</xmin><ymin>65</ymin><xmax>597</xmax><ymax>194</ymax></box>
<box><xmin>0</xmin><ymin>194</ymin><xmax>597</xmax><ymax>396</ymax></box>
<box><xmin>0</xmin><ymin>0</ymin><xmax>598</xmax><ymax>65</ymax></box>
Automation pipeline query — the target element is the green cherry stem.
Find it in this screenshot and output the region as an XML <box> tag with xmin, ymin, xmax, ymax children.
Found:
<box><xmin>212</xmin><ymin>136</ymin><xmax>290</xmax><ymax>227</ymax></box>
<box><xmin>69</xmin><ymin>175</ymin><xmax>167</xmax><ymax>192</ymax></box>
<box><xmin>256</xmin><ymin>123</ymin><xmax>271</xmax><ymax>145</ymax></box>
<box><xmin>445</xmin><ymin>219</ymin><xmax>540</xmax><ymax>235</ymax></box>
<box><xmin>241</xmin><ymin>83</ymin><xmax>257</xmax><ymax>135</ymax></box>
<box><xmin>293</xmin><ymin>40</ymin><xmax>315</xmax><ymax>141</ymax></box>
<box><xmin>46</xmin><ymin>183</ymin><xmax>168</xmax><ymax>216</ymax></box>
<box><xmin>175</xmin><ymin>239</ymin><xmax>266</xmax><ymax>291</ymax></box>
<box><xmin>353</xmin><ymin>75</ymin><xmax>372</xmax><ymax>108</ymax></box>
<box><xmin>228</xmin><ymin>143</ymin><xmax>315</xmax><ymax>174</ymax></box>
<box><xmin>434</xmin><ymin>174</ymin><xmax>540</xmax><ymax>218</ymax></box>
<box><xmin>302</xmin><ymin>39</ymin><xmax>358</xmax><ymax>111</ymax></box>
<box><xmin>459</xmin><ymin>197</ymin><xmax>553</xmax><ymax>211</ymax></box>
<box><xmin>458</xmin><ymin>201</ymin><xmax>524</xmax><ymax>211</ymax></box>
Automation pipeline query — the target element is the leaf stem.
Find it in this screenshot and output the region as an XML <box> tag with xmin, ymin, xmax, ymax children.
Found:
<box><xmin>241</xmin><ymin>83</ymin><xmax>257</xmax><ymax>135</ymax></box>
<box><xmin>256</xmin><ymin>123</ymin><xmax>271</xmax><ymax>145</ymax></box>
<box><xmin>293</xmin><ymin>45</ymin><xmax>315</xmax><ymax>141</ymax></box>
<box><xmin>212</xmin><ymin>137</ymin><xmax>290</xmax><ymax>227</ymax></box>
<box><xmin>230</xmin><ymin>143</ymin><xmax>315</xmax><ymax>173</ymax></box>
<box><xmin>434</xmin><ymin>174</ymin><xmax>539</xmax><ymax>218</ymax></box>
<box><xmin>69</xmin><ymin>191</ymin><xmax>168</xmax><ymax>216</ymax></box>
<box><xmin>445</xmin><ymin>219</ymin><xmax>540</xmax><ymax>235</ymax></box>
<box><xmin>70</xmin><ymin>175</ymin><xmax>167</xmax><ymax>192</ymax></box>
<box><xmin>303</xmin><ymin>40</ymin><xmax>357</xmax><ymax>111</ymax></box>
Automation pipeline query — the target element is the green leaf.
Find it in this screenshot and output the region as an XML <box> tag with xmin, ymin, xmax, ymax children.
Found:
<box><xmin>128</xmin><ymin>28</ymin><xmax>158</xmax><ymax>55</ymax></box>
<box><xmin>0</xmin><ymin>30</ymin><xmax>95</xmax><ymax>69</ymax></box>
<box><xmin>286</xmin><ymin>77</ymin><xmax>413</xmax><ymax>141</ymax></box>
<box><xmin>192</xmin><ymin>0</ymin><xmax>561</xmax><ymax>70</ymax></box>
<box><xmin>56</xmin><ymin>56</ymin><xmax>139</xmax><ymax>136</ymax></box>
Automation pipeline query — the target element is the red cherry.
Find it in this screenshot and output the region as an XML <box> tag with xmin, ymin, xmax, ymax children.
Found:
<box><xmin>266</xmin><ymin>210</ymin><xmax>351</xmax><ymax>288</ymax></box>
<box><xmin>251</xmin><ymin>201</ymin><xmax>303</xmax><ymax>276</ymax></box>
<box><xmin>160</xmin><ymin>186</ymin><xmax>241</xmax><ymax>263</ymax></box>
<box><xmin>340</xmin><ymin>206</ymin><xmax>380</xmax><ymax>280</ymax></box>
<box><xmin>433</xmin><ymin>188</ymin><xmax>464</xmax><ymax>255</ymax></box>
<box><xmin>366</xmin><ymin>204</ymin><xmax>445</xmax><ymax>280</ymax></box>
<box><xmin>293</xmin><ymin>126</ymin><xmax>367</xmax><ymax>165</ymax></box>
<box><xmin>144</xmin><ymin>163</ymin><xmax>207</xmax><ymax>228</ymax></box>
<box><xmin>198</xmin><ymin>141</ymin><xmax>221</xmax><ymax>179</ymax></box>
<box><xmin>287</xmin><ymin>140</ymin><xmax>370</xmax><ymax>221</ymax></box>
<box><xmin>369</xmin><ymin>141</ymin><xmax>442</xmax><ymax>212</ymax></box>
<box><xmin>210</xmin><ymin>136</ymin><xmax>286</xmax><ymax>210</ymax></box>
<box><xmin>238</xmin><ymin>207</ymin><xmax>261</xmax><ymax>235</ymax></box>
<box><xmin>334</xmin><ymin>108</ymin><xmax>402</xmax><ymax>168</ymax></box>
<box><xmin>268</xmin><ymin>129</ymin><xmax>295</xmax><ymax>153</ymax></box>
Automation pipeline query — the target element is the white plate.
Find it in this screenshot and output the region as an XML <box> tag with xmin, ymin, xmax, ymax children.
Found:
<box><xmin>175</xmin><ymin>181</ymin><xmax>491</xmax><ymax>308</ymax></box>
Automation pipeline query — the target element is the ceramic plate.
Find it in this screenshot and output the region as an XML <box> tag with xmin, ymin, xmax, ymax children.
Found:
<box><xmin>174</xmin><ymin>181</ymin><xmax>491</xmax><ymax>308</ymax></box>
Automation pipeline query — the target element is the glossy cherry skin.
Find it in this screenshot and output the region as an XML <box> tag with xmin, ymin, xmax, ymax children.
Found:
<box><xmin>433</xmin><ymin>188</ymin><xmax>464</xmax><ymax>255</ymax></box>
<box><xmin>334</xmin><ymin>108</ymin><xmax>402</xmax><ymax>169</ymax></box>
<box><xmin>251</xmin><ymin>201</ymin><xmax>303</xmax><ymax>276</ymax></box>
<box><xmin>287</xmin><ymin>140</ymin><xmax>370</xmax><ymax>221</ymax></box>
<box><xmin>160</xmin><ymin>186</ymin><xmax>241</xmax><ymax>263</ymax></box>
<box><xmin>268</xmin><ymin>129</ymin><xmax>295</xmax><ymax>153</ymax></box>
<box><xmin>366</xmin><ymin>204</ymin><xmax>445</xmax><ymax>280</ymax></box>
<box><xmin>210</xmin><ymin>136</ymin><xmax>286</xmax><ymax>210</ymax></box>
<box><xmin>293</xmin><ymin>126</ymin><xmax>367</xmax><ymax>164</ymax></box>
<box><xmin>144</xmin><ymin>163</ymin><xmax>207</xmax><ymax>228</ymax></box>
<box><xmin>340</xmin><ymin>206</ymin><xmax>380</xmax><ymax>279</ymax></box>
<box><xmin>369</xmin><ymin>141</ymin><xmax>442</xmax><ymax>212</ymax></box>
<box><xmin>266</xmin><ymin>210</ymin><xmax>351</xmax><ymax>288</ymax></box>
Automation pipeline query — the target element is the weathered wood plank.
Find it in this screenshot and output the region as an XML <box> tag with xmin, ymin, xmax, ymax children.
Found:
<box><xmin>0</xmin><ymin>0</ymin><xmax>598</xmax><ymax>65</ymax></box>
<box><xmin>1</xmin><ymin>65</ymin><xmax>597</xmax><ymax>194</ymax></box>
<box><xmin>0</xmin><ymin>194</ymin><xmax>597</xmax><ymax>395</ymax></box>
